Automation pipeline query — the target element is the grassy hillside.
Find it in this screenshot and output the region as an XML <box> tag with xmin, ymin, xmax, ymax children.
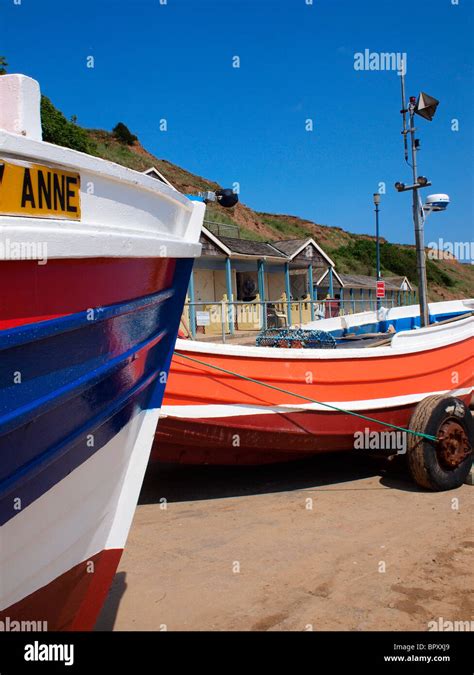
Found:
<box><xmin>40</xmin><ymin>97</ymin><xmax>474</xmax><ymax>301</ymax></box>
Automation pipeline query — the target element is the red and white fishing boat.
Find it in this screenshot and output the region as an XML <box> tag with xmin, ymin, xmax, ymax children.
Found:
<box><xmin>0</xmin><ymin>75</ymin><xmax>204</xmax><ymax>630</ymax></box>
<box><xmin>154</xmin><ymin>300</ymin><xmax>474</xmax><ymax>490</ymax></box>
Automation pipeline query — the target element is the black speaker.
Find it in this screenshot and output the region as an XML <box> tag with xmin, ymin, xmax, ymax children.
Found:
<box><xmin>215</xmin><ymin>188</ymin><xmax>239</xmax><ymax>209</ymax></box>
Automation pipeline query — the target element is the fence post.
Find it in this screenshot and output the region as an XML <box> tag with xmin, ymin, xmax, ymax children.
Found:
<box><xmin>284</xmin><ymin>264</ymin><xmax>292</xmax><ymax>325</ymax></box>
<box><xmin>257</xmin><ymin>259</ymin><xmax>266</xmax><ymax>329</ymax></box>
<box><xmin>308</xmin><ymin>265</ymin><xmax>315</xmax><ymax>321</ymax></box>
<box><xmin>188</xmin><ymin>270</ymin><xmax>196</xmax><ymax>338</ymax></box>
<box><xmin>221</xmin><ymin>300</ymin><xmax>226</xmax><ymax>343</ymax></box>
<box><xmin>225</xmin><ymin>257</ymin><xmax>234</xmax><ymax>335</ymax></box>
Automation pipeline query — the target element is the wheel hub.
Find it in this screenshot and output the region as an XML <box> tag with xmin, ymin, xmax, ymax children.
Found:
<box><xmin>437</xmin><ymin>419</ymin><xmax>471</xmax><ymax>469</ymax></box>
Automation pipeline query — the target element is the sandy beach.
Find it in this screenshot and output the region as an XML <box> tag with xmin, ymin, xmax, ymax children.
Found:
<box><xmin>97</xmin><ymin>452</ymin><xmax>473</xmax><ymax>631</ymax></box>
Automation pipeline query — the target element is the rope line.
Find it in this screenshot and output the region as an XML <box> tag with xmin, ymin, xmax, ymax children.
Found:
<box><xmin>174</xmin><ymin>351</ymin><xmax>438</xmax><ymax>442</ymax></box>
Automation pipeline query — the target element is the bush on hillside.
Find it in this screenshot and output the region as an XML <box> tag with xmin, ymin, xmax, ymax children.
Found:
<box><xmin>331</xmin><ymin>239</ymin><xmax>455</xmax><ymax>287</ymax></box>
<box><xmin>41</xmin><ymin>95</ymin><xmax>95</xmax><ymax>153</ymax></box>
<box><xmin>112</xmin><ymin>122</ymin><xmax>138</xmax><ymax>145</ymax></box>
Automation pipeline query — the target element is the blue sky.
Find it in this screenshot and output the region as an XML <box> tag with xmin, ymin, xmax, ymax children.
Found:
<box><xmin>1</xmin><ymin>0</ymin><xmax>472</xmax><ymax>246</ymax></box>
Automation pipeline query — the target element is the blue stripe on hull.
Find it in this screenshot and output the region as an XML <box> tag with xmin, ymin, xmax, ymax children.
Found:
<box><xmin>330</xmin><ymin>309</ymin><xmax>467</xmax><ymax>340</ymax></box>
<box><xmin>0</xmin><ymin>258</ymin><xmax>193</xmax><ymax>526</ymax></box>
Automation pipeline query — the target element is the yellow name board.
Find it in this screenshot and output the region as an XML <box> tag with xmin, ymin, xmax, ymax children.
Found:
<box><xmin>0</xmin><ymin>159</ymin><xmax>81</xmax><ymax>220</ymax></box>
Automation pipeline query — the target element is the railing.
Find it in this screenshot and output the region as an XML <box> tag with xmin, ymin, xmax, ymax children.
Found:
<box><xmin>182</xmin><ymin>295</ymin><xmax>414</xmax><ymax>342</ymax></box>
<box><xmin>203</xmin><ymin>220</ymin><xmax>241</xmax><ymax>238</ymax></box>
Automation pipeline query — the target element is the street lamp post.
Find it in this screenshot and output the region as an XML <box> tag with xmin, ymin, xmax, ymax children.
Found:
<box><xmin>373</xmin><ymin>193</ymin><xmax>381</xmax><ymax>311</ymax></box>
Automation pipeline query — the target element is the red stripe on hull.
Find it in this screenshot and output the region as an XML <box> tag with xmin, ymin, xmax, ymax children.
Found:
<box><xmin>152</xmin><ymin>402</ymin><xmax>455</xmax><ymax>465</ymax></box>
<box><xmin>0</xmin><ymin>258</ymin><xmax>176</xmax><ymax>330</ymax></box>
<box><xmin>0</xmin><ymin>549</ymin><xmax>122</xmax><ymax>631</ymax></box>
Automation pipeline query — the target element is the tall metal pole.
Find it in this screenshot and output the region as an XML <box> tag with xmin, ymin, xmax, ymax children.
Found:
<box><xmin>400</xmin><ymin>64</ymin><xmax>409</xmax><ymax>164</ymax></box>
<box><xmin>399</xmin><ymin>63</ymin><xmax>430</xmax><ymax>328</ymax></box>
<box><xmin>408</xmin><ymin>101</ymin><xmax>429</xmax><ymax>327</ymax></box>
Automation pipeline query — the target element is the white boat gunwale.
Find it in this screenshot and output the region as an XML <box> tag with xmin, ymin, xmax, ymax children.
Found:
<box><xmin>175</xmin><ymin>302</ymin><xmax>474</xmax><ymax>360</ymax></box>
<box><xmin>0</xmin><ymin>77</ymin><xmax>204</xmax><ymax>260</ymax></box>
<box><xmin>0</xmin><ymin>129</ymin><xmax>205</xmax><ymax>259</ymax></box>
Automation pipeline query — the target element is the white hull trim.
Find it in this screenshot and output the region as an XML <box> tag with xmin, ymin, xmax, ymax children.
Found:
<box><xmin>160</xmin><ymin>387</ymin><xmax>473</xmax><ymax>420</ymax></box>
<box><xmin>175</xmin><ymin>312</ymin><xmax>473</xmax><ymax>360</ymax></box>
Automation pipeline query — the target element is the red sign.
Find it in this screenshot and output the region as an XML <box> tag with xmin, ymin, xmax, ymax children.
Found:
<box><xmin>376</xmin><ymin>280</ymin><xmax>385</xmax><ymax>298</ymax></box>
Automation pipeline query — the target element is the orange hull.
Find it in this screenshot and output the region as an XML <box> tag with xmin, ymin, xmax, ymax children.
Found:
<box><xmin>154</xmin><ymin>314</ymin><xmax>474</xmax><ymax>465</ymax></box>
<box><xmin>165</xmin><ymin>338</ymin><xmax>472</xmax><ymax>408</ymax></box>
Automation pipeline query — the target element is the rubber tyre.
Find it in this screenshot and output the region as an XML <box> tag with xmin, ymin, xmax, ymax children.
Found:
<box><xmin>407</xmin><ymin>395</ymin><xmax>473</xmax><ymax>491</ymax></box>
